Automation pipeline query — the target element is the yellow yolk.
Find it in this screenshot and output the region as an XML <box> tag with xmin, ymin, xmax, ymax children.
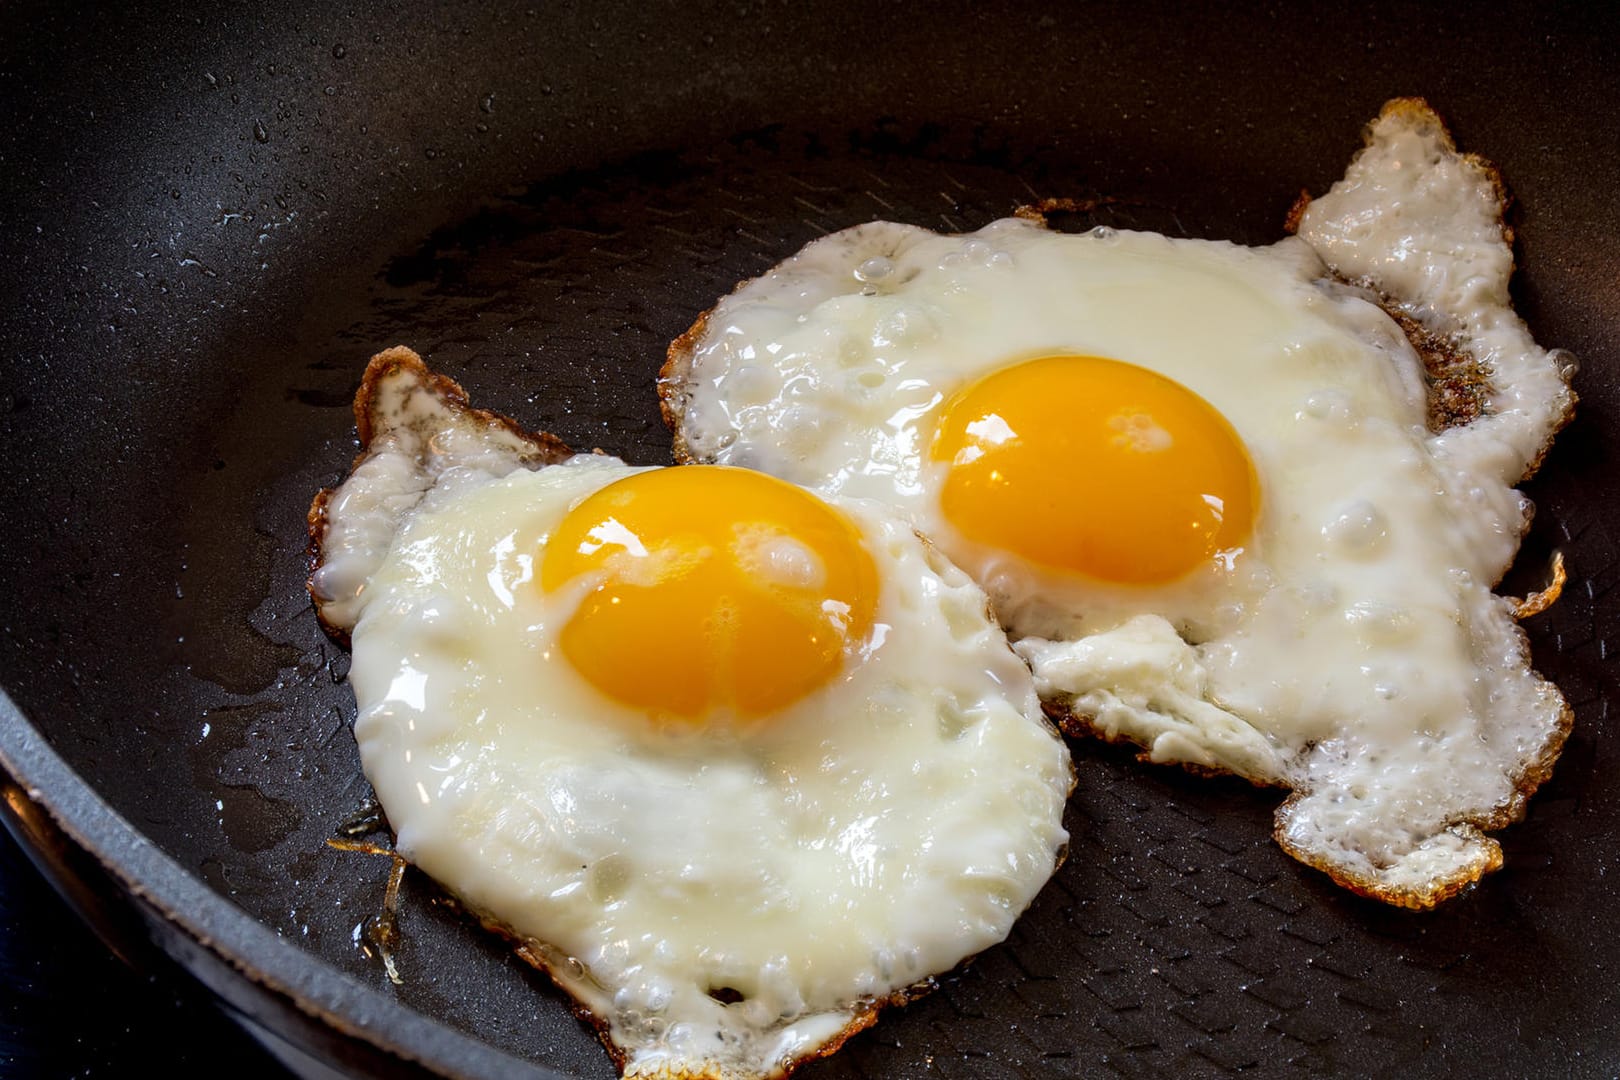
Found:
<box><xmin>540</xmin><ymin>466</ymin><xmax>879</xmax><ymax>723</ymax></box>
<box><xmin>930</xmin><ymin>355</ymin><xmax>1258</xmax><ymax>585</ymax></box>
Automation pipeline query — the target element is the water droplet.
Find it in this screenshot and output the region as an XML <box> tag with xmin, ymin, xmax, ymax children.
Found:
<box><xmin>252</xmin><ymin>119</ymin><xmax>269</xmax><ymax>143</ymax></box>
<box><xmin>479</xmin><ymin>92</ymin><xmax>495</xmax><ymax>114</ymax></box>
<box><xmin>331</xmin><ymin>43</ymin><xmax>347</xmax><ymax>59</ymax></box>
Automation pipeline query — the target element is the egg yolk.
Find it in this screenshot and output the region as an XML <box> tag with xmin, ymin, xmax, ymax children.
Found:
<box><xmin>930</xmin><ymin>354</ymin><xmax>1258</xmax><ymax>585</ymax></box>
<box><xmin>540</xmin><ymin>466</ymin><xmax>879</xmax><ymax>724</ymax></box>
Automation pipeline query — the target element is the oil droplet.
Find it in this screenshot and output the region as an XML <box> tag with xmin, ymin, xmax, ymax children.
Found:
<box><xmin>332</xmin><ymin>43</ymin><xmax>347</xmax><ymax>59</ymax></box>
<box><xmin>252</xmin><ymin>119</ymin><xmax>269</xmax><ymax>143</ymax></box>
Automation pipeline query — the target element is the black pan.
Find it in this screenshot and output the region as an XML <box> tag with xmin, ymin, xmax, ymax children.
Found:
<box><xmin>3</xmin><ymin>2</ymin><xmax>1618</xmax><ymax>1076</ymax></box>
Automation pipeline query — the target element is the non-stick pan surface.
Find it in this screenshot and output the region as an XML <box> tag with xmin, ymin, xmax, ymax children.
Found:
<box><xmin>3</xmin><ymin>2</ymin><xmax>1618</xmax><ymax>1076</ymax></box>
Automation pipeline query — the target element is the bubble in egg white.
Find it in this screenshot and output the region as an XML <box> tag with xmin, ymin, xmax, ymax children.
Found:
<box><xmin>1322</xmin><ymin>500</ymin><xmax>1390</xmax><ymax>555</ymax></box>
<box><xmin>871</xmin><ymin>306</ymin><xmax>934</xmax><ymax>347</ymax></box>
<box><xmin>1299</xmin><ymin>388</ymin><xmax>1355</xmax><ymax>424</ymax></box>
<box><xmin>854</xmin><ymin>255</ymin><xmax>893</xmax><ymax>282</ymax></box>
<box><xmin>724</xmin><ymin>364</ymin><xmax>780</xmax><ymax>408</ymax></box>
<box><xmin>1344</xmin><ymin>600</ymin><xmax>1416</xmax><ymax>645</ymax></box>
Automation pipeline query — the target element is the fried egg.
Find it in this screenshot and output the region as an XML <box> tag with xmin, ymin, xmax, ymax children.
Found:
<box><xmin>660</xmin><ymin>100</ymin><xmax>1575</xmax><ymax>908</ymax></box>
<box><xmin>309</xmin><ymin>350</ymin><xmax>1072</xmax><ymax>1078</ymax></box>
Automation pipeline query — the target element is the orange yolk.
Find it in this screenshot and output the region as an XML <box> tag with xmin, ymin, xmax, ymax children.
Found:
<box><xmin>540</xmin><ymin>466</ymin><xmax>879</xmax><ymax>724</ymax></box>
<box><xmin>930</xmin><ymin>354</ymin><xmax>1258</xmax><ymax>585</ymax></box>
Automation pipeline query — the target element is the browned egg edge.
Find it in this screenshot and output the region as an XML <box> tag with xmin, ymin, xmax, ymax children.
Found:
<box><xmin>660</xmin><ymin>308</ymin><xmax>715</xmax><ymax>468</ymax></box>
<box><xmin>1283</xmin><ymin>96</ymin><xmax>1578</xmax><ymax>474</ymax></box>
<box><xmin>305</xmin><ymin>345</ymin><xmax>572</xmax><ymax>645</ymax></box>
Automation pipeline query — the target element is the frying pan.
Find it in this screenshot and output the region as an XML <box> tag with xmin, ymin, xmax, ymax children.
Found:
<box><xmin>3</xmin><ymin>1</ymin><xmax>1618</xmax><ymax>1076</ymax></box>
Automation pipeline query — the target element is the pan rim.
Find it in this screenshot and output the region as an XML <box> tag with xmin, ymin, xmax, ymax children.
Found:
<box><xmin>0</xmin><ymin>688</ymin><xmax>578</xmax><ymax>1080</ymax></box>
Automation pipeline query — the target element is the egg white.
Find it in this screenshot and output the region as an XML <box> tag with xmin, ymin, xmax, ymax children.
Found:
<box><xmin>347</xmin><ymin>454</ymin><xmax>1072</xmax><ymax>1077</ymax></box>
<box><xmin>665</xmin><ymin>103</ymin><xmax>1572</xmax><ymax>905</ymax></box>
